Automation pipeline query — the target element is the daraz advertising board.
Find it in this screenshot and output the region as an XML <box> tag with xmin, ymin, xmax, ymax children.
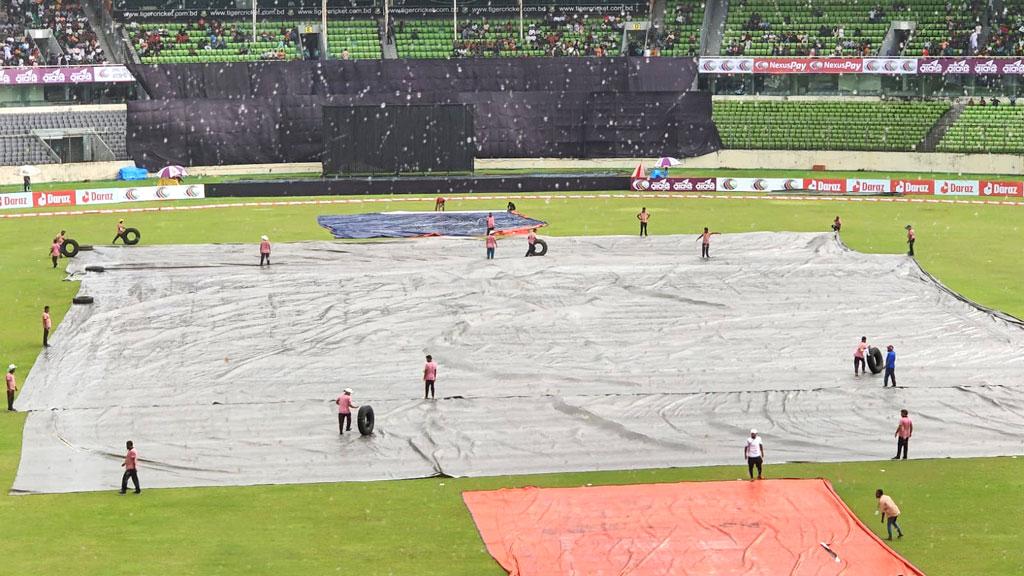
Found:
<box><xmin>0</xmin><ymin>185</ymin><xmax>205</xmax><ymax>211</ymax></box>
<box><xmin>628</xmin><ymin>177</ymin><xmax>1023</xmax><ymax>196</ymax></box>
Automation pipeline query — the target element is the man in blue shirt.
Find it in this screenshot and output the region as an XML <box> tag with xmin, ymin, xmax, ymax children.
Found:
<box><xmin>884</xmin><ymin>345</ymin><xmax>897</xmax><ymax>388</ymax></box>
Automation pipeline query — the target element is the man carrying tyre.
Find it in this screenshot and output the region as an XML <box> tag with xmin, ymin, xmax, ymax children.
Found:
<box><xmin>525</xmin><ymin>228</ymin><xmax>538</xmax><ymax>257</ymax></box>
<box><xmin>336</xmin><ymin>388</ymin><xmax>358</xmax><ymax>435</ymax></box>
<box><xmin>113</xmin><ymin>219</ymin><xmax>128</xmax><ymax>244</ymax></box>
<box><xmin>854</xmin><ymin>336</ymin><xmax>868</xmax><ymax>376</ymax></box>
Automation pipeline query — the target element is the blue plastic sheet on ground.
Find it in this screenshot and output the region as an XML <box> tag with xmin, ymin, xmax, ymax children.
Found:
<box><xmin>317</xmin><ymin>211</ymin><xmax>548</xmax><ymax>239</ymax></box>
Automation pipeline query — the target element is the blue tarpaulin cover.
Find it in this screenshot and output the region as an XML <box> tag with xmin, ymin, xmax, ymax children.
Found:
<box><xmin>317</xmin><ymin>211</ymin><xmax>548</xmax><ymax>239</ymax></box>
<box><xmin>118</xmin><ymin>166</ymin><xmax>149</xmax><ymax>181</ymax></box>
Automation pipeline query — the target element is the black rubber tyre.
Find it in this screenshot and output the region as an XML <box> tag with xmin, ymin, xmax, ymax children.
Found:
<box><xmin>533</xmin><ymin>238</ymin><xmax>548</xmax><ymax>256</ymax></box>
<box><xmin>357</xmin><ymin>405</ymin><xmax>375</xmax><ymax>436</ymax></box>
<box><xmin>85</xmin><ymin>265</ymin><xmax>105</xmax><ymax>273</ymax></box>
<box><xmin>72</xmin><ymin>295</ymin><xmax>94</xmax><ymax>305</ymax></box>
<box><xmin>123</xmin><ymin>228</ymin><xmax>141</xmax><ymax>245</ymax></box>
<box><xmin>61</xmin><ymin>239</ymin><xmax>80</xmax><ymax>258</ymax></box>
<box><xmin>867</xmin><ymin>346</ymin><xmax>884</xmax><ymax>374</ymax></box>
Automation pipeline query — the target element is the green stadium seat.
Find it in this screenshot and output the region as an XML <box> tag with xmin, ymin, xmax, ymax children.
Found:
<box><xmin>713</xmin><ymin>99</ymin><xmax>950</xmax><ymax>151</ymax></box>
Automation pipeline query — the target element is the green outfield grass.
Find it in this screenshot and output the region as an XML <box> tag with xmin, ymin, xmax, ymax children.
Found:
<box><xmin>0</xmin><ymin>194</ymin><xmax>1022</xmax><ymax>575</ymax></box>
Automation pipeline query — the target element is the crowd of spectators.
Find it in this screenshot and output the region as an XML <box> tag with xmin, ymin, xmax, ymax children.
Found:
<box><xmin>451</xmin><ymin>10</ymin><xmax>629</xmax><ymax>57</ymax></box>
<box><xmin>725</xmin><ymin>19</ymin><xmax>874</xmax><ymax>57</ymax></box>
<box><xmin>652</xmin><ymin>0</ymin><xmax>701</xmax><ymax>56</ymax></box>
<box><xmin>130</xmin><ymin>17</ymin><xmax>296</xmax><ymax>60</ymax></box>
<box><xmin>984</xmin><ymin>3</ymin><xmax>1024</xmax><ymax>56</ymax></box>
<box><xmin>720</xmin><ymin>0</ymin><xmax>994</xmax><ymax>58</ymax></box>
<box><xmin>909</xmin><ymin>0</ymin><xmax>983</xmax><ymax>56</ymax></box>
<box><xmin>1</xmin><ymin>0</ymin><xmax>105</xmax><ymax>66</ymax></box>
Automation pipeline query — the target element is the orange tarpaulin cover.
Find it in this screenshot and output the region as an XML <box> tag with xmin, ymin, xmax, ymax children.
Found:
<box><xmin>463</xmin><ymin>479</ymin><xmax>925</xmax><ymax>576</ymax></box>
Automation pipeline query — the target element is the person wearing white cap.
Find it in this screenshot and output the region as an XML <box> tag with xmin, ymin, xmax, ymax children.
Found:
<box><xmin>744</xmin><ymin>429</ymin><xmax>765</xmax><ymax>480</ymax></box>
<box><xmin>335</xmin><ymin>388</ymin><xmax>358</xmax><ymax>435</ymax></box>
<box><xmin>5</xmin><ymin>364</ymin><xmax>16</xmax><ymax>411</ymax></box>
<box><xmin>259</xmin><ymin>235</ymin><xmax>272</xmax><ymax>266</ymax></box>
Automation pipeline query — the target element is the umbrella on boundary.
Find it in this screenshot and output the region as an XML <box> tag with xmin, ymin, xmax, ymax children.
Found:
<box><xmin>655</xmin><ymin>157</ymin><xmax>681</xmax><ymax>168</ymax></box>
<box><xmin>157</xmin><ymin>165</ymin><xmax>188</xmax><ymax>179</ymax></box>
<box><xmin>18</xmin><ymin>165</ymin><xmax>40</xmax><ymax>177</ymax></box>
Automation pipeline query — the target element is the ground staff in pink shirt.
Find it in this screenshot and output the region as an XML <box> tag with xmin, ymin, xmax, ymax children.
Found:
<box><xmin>854</xmin><ymin>336</ymin><xmax>868</xmax><ymax>376</ymax></box>
<box><xmin>120</xmin><ymin>440</ymin><xmax>140</xmax><ymax>494</ymax></box>
<box><xmin>423</xmin><ymin>355</ymin><xmax>438</xmax><ymax>399</ymax></box>
<box><xmin>525</xmin><ymin>229</ymin><xmax>538</xmax><ymax>257</ymax></box>
<box><xmin>894</xmin><ymin>409</ymin><xmax>913</xmax><ymax>460</ymax></box>
<box><xmin>486</xmin><ymin>231</ymin><xmax>497</xmax><ymax>260</ymax></box>
<box><xmin>49</xmin><ymin>241</ymin><xmax>61</xmax><ymax>268</ymax></box>
<box><xmin>259</xmin><ymin>235</ymin><xmax>272</xmax><ymax>266</ymax></box>
<box><xmin>637</xmin><ymin>207</ymin><xmax>650</xmax><ymax>237</ymax></box>
<box><xmin>5</xmin><ymin>364</ymin><xmax>16</xmax><ymax>412</ymax></box>
<box><xmin>697</xmin><ymin>227</ymin><xmax>721</xmax><ymax>259</ymax></box>
<box><xmin>336</xmin><ymin>388</ymin><xmax>358</xmax><ymax>434</ymax></box>
<box><xmin>42</xmin><ymin>305</ymin><xmax>52</xmax><ymax>347</ymax></box>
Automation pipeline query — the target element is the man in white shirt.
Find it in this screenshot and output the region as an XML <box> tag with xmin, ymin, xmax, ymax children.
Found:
<box><xmin>744</xmin><ymin>429</ymin><xmax>765</xmax><ymax>480</ymax></box>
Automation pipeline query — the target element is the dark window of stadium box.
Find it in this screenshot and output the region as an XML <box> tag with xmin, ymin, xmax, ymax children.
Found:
<box><xmin>805</xmin><ymin>74</ymin><xmax>839</xmax><ymax>95</ymax></box>
<box><xmin>838</xmin><ymin>75</ymin><xmax>882</xmax><ymax>97</ymax></box>
<box><xmin>43</xmin><ymin>85</ymin><xmax>71</xmax><ymax>104</ymax></box>
<box><xmin>1</xmin><ymin>86</ymin><xmax>39</xmax><ymax>107</ymax></box>
<box><xmin>755</xmin><ymin>74</ymin><xmax>791</xmax><ymax>96</ymax></box>
<box><xmin>880</xmin><ymin>75</ymin><xmax>918</xmax><ymax>99</ymax></box>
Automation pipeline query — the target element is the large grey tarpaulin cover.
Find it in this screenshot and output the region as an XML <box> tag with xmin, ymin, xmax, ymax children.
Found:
<box><xmin>13</xmin><ymin>233</ymin><xmax>1024</xmax><ymax>494</ymax></box>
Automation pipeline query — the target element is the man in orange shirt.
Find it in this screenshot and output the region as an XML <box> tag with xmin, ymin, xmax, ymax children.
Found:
<box><xmin>905</xmin><ymin>224</ymin><xmax>915</xmax><ymax>256</ymax></box>
<box><xmin>876</xmin><ymin>489</ymin><xmax>903</xmax><ymax>539</ymax></box>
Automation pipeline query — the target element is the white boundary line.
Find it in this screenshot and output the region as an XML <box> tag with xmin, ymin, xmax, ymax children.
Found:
<box><xmin>1</xmin><ymin>193</ymin><xmax>1022</xmax><ymax>219</ymax></box>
